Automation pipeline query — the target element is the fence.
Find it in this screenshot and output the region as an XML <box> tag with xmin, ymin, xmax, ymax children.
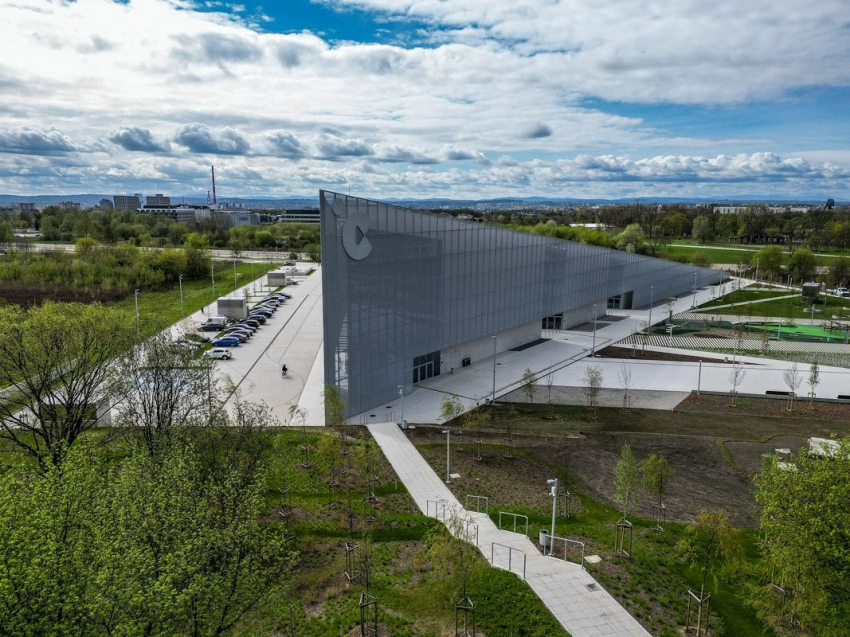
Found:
<box><xmin>465</xmin><ymin>494</ymin><xmax>489</xmax><ymax>514</ymax></box>
<box><xmin>490</xmin><ymin>542</ymin><xmax>527</xmax><ymax>579</ymax></box>
<box><xmin>547</xmin><ymin>535</ymin><xmax>586</xmax><ymax>569</ymax></box>
<box><xmin>426</xmin><ymin>500</ymin><xmax>447</xmax><ymax>521</ymax></box>
<box><xmin>497</xmin><ymin>511</ymin><xmax>529</xmax><ymax>537</ymax></box>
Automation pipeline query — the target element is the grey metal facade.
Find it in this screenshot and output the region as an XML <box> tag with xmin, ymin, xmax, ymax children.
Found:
<box><xmin>321</xmin><ymin>191</ymin><xmax>723</xmax><ymax>419</ymax></box>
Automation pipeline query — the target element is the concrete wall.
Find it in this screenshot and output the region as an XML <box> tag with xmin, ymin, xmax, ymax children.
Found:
<box><xmin>216</xmin><ymin>297</ymin><xmax>247</xmax><ymax>321</ymax></box>
<box><xmin>267</xmin><ymin>272</ymin><xmax>287</xmax><ymax>287</ymax></box>
<box><xmin>441</xmin><ymin>320</ymin><xmax>540</xmax><ymax>373</ymax></box>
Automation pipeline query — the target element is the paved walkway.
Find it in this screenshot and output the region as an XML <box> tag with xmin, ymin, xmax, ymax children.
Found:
<box><xmin>367</xmin><ymin>422</ymin><xmax>651</xmax><ymax>637</ymax></box>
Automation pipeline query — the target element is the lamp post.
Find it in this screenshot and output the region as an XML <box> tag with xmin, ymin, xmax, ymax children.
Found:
<box><xmin>233</xmin><ymin>259</ymin><xmax>237</xmax><ymax>295</ymax></box>
<box><xmin>648</xmin><ymin>285</ymin><xmax>654</xmax><ymax>327</ymax></box>
<box><xmin>754</xmin><ymin>257</ymin><xmax>759</xmax><ymax>283</ymax></box>
<box><xmin>697</xmin><ymin>360</ymin><xmax>702</xmax><ymax>395</ymax></box>
<box><xmin>134</xmin><ymin>289</ymin><xmax>140</xmax><ymax>336</ymax></box>
<box><xmin>211</xmin><ymin>261</ymin><xmax>216</xmax><ymax>297</ymax></box>
<box><xmin>491</xmin><ymin>335</ymin><xmax>497</xmax><ymax>404</ymax></box>
<box><xmin>398</xmin><ymin>384</ymin><xmax>404</xmax><ymax>427</ymax></box>
<box><xmin>442</xmin><ymin>429</ymin><xmax>452</xmax><ymax>484</ymax></box>
<box><xmin>178</xmin><ymin>274</ymin><xmax>184</xmax><ymax>316</ymax></box>
<box><xmin>691</xmin><ymin>272</ymin><xmax>698</xmax><ymax>308</ymax></box>
<box><xmin>591</xmin><ymin>304</ymin><xmax>598</xmax><ymax>356</ymax></box>
<box><xmin>547</xmin><ymin>478</ymin><xmax>558</xmax><ymax>556</ymax></box>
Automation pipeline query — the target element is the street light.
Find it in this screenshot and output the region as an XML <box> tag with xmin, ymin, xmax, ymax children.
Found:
<box><xmin>491</xmin><ymin>335</ymin><xmax>497</xmax><ymax>404</ymax></box>
<box><xmin>754</xmin><ymin>257</ymin><xmax>760</xmax><ymax>283</ymax></box>
<box><xmin>648</xmin><ymin>285</ymin><xmax>654</xmax><ymax>327</ymax></box>
<box><xmin>591</xmin><ymin>304</ymin><xmax>598</xmax><ymax>356</ymax></box>
<box><xmin>178</xmin><ymin>274</ymin><xmax>184</xmax><ymax>316</ymax></box>
<box><xmin>134</xmin><ymin>289</ymin><xmax>140</xmax><ymax>335</ymax></box>
<box><xmin>398</xmin><ymin>384</ymin><xmax>404</xmax><ymax>427</ymax></box>
<box><xmin>233</xmin><ymin>259</ymin><xmax>237</xmax><ymax>295</ymax></box>
<box><xmin>691</xmin><ymin>272</ymin><xmax>698</xmax><ymax>308</ymax></box>
<box><xmin>547</xmin><ymin>478</ymin><xmax>558</xmax><ymax>556</ymax></box>
<box><xmin>211</xmin><ymin>261</ymin><xmax>216</xmax><ymax>297</ymax></box>
<box><xmin>442</xmin><ymin>429</ymin><xmax>452</xmax><ymax>484</ymax></box>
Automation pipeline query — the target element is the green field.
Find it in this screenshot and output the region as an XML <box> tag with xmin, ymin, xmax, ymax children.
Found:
<box><xmin>700</xmin><ymin>294</ymin><xmax>850</xmax><ymax>320</ymax></box>
<box><xmin>663</xmin><ymin>243</ymin><xmax>842</xmax><ymax>266</ymax></box>
<box><xmin>109</xmin><ymin>260</ymin><xmax>278</xmax><ymax>335</ymax></box>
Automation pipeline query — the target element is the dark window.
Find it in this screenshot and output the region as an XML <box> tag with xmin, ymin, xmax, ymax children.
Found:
<box><xmin>413</xmin><ymin>350</ymin><xmax>441</xmax><ymax>383</ymax></box>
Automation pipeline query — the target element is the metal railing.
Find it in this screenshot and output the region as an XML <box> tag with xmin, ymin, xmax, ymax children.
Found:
<box><xmin>464</xmin><ymin>519</ymin><xmax>479</xmax><ymax>546</ymax></box>
<box><xmin>426</xmin><ymin>499</ymin><xmax>447</xmax><ymax>521</ymax></box>
<box><xmin>465</xmin><ymin>494</ymin><xmax>489</xmax><ymax>514</ymax></box>
<box><xmin>498</xmin><ymin>511</ymin><xmax>529</xmax><ymax>537</ymax></box>
<box><xmin>490</xmin><ymin>542</ymin><xmax>527</xmax><ymax>579</ymax></box>
<box><xmin>548</xmin><ymin>535</ymin><xmax>586</xmax><ymax>570</ymax></box>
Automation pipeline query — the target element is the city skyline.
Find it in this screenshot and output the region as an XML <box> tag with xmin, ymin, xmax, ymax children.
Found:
<box><xmin>0</xmin><ymin>0</ymin><xmax>848</xmax><ymax>199</ymax></box>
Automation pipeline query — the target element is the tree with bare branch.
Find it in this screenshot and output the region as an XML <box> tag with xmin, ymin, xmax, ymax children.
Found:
<box><xmin>0</xmin><ymin>302</ymin><xmax>134</xmax><ymax>471</ymax></box>
<box><xmin>783</xmin><ymin>363</ymin><xmax>803</xmax><ymax>412</ymax></box>
<box><xmin>618</xmin><ymin>364</ymin><xmax>633</xmax><ymax>411</ymax></box>
<box><xmin>583</xmin><ymin>366</ymin><xmax>604</xmax><ymax>419</ymax></box>
<box><xmin>728</xmin><ymin>364</ymin><xmax>746</xmax><ymax>406</ymax></box>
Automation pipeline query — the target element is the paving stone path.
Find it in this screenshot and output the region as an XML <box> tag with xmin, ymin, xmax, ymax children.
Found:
<box><xmin>367</xmin><ymin>422</ymin><xmax>651</xmax><ymax>637</ymax></box>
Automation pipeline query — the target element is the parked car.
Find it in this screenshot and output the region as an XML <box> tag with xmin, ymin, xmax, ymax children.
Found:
<box><xmin>234</xmin><ymin>323</ymin><xmax>257</xmax><ymax>333</ymax></box>
<box><xmin>204</xmin><ymin>347</ymin><xmax>233</xmax><ymax>360</ymax></box>
<box><xmin>239</xmin><ymin>319</ymin><xmax>261</xmax><ymax>329</ymax></box>
<box><xmin>200</xmin><ymin>322</ymin><xmax>226</xmax><ymax>332</ymax></box>
<box><xmin>212</xmin><ymin>337</ymin><xmax>240</xmax><ymax>347</ymax></box>
<box><xmin>247</xmin><ymin>313</ymin><xmax>267</xmax><ymax>324</ymax></box>
<box><xmin>222</xmin><ymin>329</ymin><xmax>250</xmax><ymax>342</ymax></box>
<box><xmin>252</xmin><ymin>308</ymin><xmax>274</xmax><ymax>317</ymax></box>
<box><xmin>260</xmin><ymin>299</ymin><xmax>280</xmax><ymax>307</ymax></box>
<box><xmin>284</xmin><ymin>261</ymin><xmax>295</xmax><ymax>266</ymax></box>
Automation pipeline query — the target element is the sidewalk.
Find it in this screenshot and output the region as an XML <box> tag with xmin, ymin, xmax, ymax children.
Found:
<box><xmin>367</xmin><ymin>422</ymin><xmax>651</xmax><ymax>637</ymax></box>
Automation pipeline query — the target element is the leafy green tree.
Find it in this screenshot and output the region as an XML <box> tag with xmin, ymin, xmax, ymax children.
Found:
<box><xmin>691</xmin><ymin>214</ymin><xmax>715</xmax><ymax>243</ymax></box>
<box><xmin>439</xmin><ymin>394</ymin><xmax>464</xmax><ymax>423</ymax></box>
<box><xmin>614</xmin><ymin>444</ymin><xmax>639</xmax><ymax>521</ymax></box>
<box><xmin>788</xmin><ymin>248</ymin><xmax>817</xmax><ymax>281</ymax></box>
<box><xmin>0</xmin><ymin>303</ymin><xmax>134</xmax><ymax>470</ymax></box>
<box><xmin>751</xmin><ymin>441</ymin><xmax>849</xmax><ymax>635</ymax></box>
<box><xmin>827</xmin><ymin>256</ymin><xmax>850</xmax><ymax>288</ymax></box>
<box><xmin>754</xmin><ymin>245</ymin><xmax>785</xmax><ymax>279</ymax></box>
<box><xmin>323</xmin><ymin>383</ymin><xmax>346</xmax><ymax>427</ymax></box>
<box><xmin>640</xmin><ymin>453</ymin><xmax>674</xmax><ymax>512</ymax></box>
<box><xmin>614</xmin><ymin>223</ymin><xmax>646</xmax><ymax>253</ymax></box>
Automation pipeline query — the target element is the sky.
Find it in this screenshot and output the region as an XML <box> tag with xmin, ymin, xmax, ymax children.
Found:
<box><xmin>0</xmin><ymin>0</ymin><xmax>848</xmax><ymax>200</ymax></box>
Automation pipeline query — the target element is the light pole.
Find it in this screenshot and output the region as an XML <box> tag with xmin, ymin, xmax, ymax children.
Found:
<box><xmin>442</xmin><ymin>429</ymin><xmax>451</xmax><ymax>484</ymax></box>
<box><xmin>211</xmin><ymin>261</ymin><xmax>216</xmax><ymax>297</ymax></box>
<box><xmin>134</xmin><ymin>289</ymin><xmax>140</xmax><ymax>335</ymax></box>
<box><xmin>547</xmin><ymin>478</ymin><xmax>558</xmax><ymax>556</ymax></box>
<box><xmin>697</xmin><ymin>360</ymin><xmax>702</xmax><ymax>395</ymax></box>
<box><xmin>398</xmin><ymin>384</ymin><xmax>404</xmax><ymax>427</ymax></box>
<box><xmin>178</xmin><ymin>274</ymin><xmax>184</xmax><ymax>316</ymax></box>
<box><xmin>491</xmin><ymin>335</ymin><xmax>497</xmax><ymax>404</ymax></box>
<box><xmin>754</xmin><ymin>257</ymin><xmax>759</xmax><ymax>283</ymax></box>
<box><xmin>691</xmin><ymin>272</ymin><xmax>698</xmax><ymax>308</ymax></box>
<box><xmin>233</xmin><ymin>259</ymin><xmax>237</xmax><ymax>295</ymax></box>
<box><xmin>648</xmin><ymin>285</ymin><xmax>654</xmax><ymax>327</ymax></box>
<box><xmin>591</xmin><ymin>304</ymin><xmax>598</xmax><ymax>356</ymax></box>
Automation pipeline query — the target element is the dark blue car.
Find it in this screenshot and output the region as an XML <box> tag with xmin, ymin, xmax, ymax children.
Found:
<box><xmin>212</xmin><ymin>336</ymin><xmax>240</xmax><ymax>347</ymax></box>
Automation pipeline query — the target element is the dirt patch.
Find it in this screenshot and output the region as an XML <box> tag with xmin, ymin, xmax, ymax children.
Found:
<box><xmin>678</xmin><ymin>392</ymin><xmax>850</xmax><ymax>422</ymax></box>
<box><xmin>0</xmin><ymin>282</ymin><xmax>129</xmax><ymax>306</ymax></box>
<box><xmin>600</xmin><ymin>345</ymin><xmax>753</xmax><ymax>363</ymax></box>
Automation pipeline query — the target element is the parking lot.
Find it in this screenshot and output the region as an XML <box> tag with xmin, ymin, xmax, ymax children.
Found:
<box><xmin>174</xmin><ymin>264</ymin><xmax>325</xmax><ymax>425</ymax></box>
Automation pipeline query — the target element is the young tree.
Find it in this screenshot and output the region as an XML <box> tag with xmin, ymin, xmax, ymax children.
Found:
<box><xmin>545</xmin><ymin>371</ymin><xmax>555</xmax><ymax>419</ymax></box>
<box><xmin>754</xmin><ymin>245</ymin><xmax>786</xmax><ymax>280</ymax></box>
<box><xmin>323</xmin><ymin>382</ymin><xmax>346</xmax><ymax>427</ymax></box>
<box><xmin>614</xmin><ymin>444</ymin><xmax>639</xmax><ymax>522</ymax></box>
<box><xmin>521</xmin><ymin>368</ymin><xmax>538</xmax><ymax>405</ymax></box>
<box><xmin>116</xmin><ymin>331</ymin><xmax>219</xmax><ymax>455</ymax></box>
<box><xmin>677</xmin><ymin>510</ymin><xmax>742</xmax><ymax>634</ymax></box>
<box><xmin>807</xmin><ymin>359</ymin><xmax>820</xmax><ymax>408</ymax></box>
<box><xmin>788</xmin><ymin>248</ymin><xmax>817</xmax><ymax>281</ymax></box>
<box><xmin>582</xmin><ymin>365</ymin><xmax>604</xmax><ymax>419</ymax></box>
<box><xmin>614</xmin><ymin>223</ymin><xmax>646</xmax><ymax>253</ymax></box>
<box><xmin>728</xmin><ymin>363</ymin><xmax>747</xmax><ymax>405</ymax></box>
<box><xmin>783</xmin><ymin>362</ymin><xmax>803</xmax><ymax>412</ymax></box>
<box><xmin>827</xmin><ymin>256</ymin><xmax>850</xmax><ymax>288</ymax></box>
<box><xmin>640</xmin><ymin>454</ymin><xmax>675</xmax><ymax>530</ymax></box>
<box><xmin>752</xmin><ymin>440</ymin><xmax>850</xmax><ymax>635</ymax></box>
<box><xmin>691</xmin><ymin>215</ymin><xmax>715</xmax><ymax>244</ymax></box>
<box><xmin>0</xmin><ymin>303</ymin><xmax>135</xmax><ymax>471</ymax></box>
<box><xmin>439</xmin><ymin>394</ymin><xmax>464</xmax><ymax>423</ymax></box>
<box><xmin>618</xmin><ymin>363</ymin><xmax>633</xmax><ymax>411</ymax></box>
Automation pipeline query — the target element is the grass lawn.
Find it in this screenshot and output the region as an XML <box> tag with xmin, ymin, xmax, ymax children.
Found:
<box><xmin>108</xmin><ymin>260</ymin><xmax>278</xmax><ymax>336</ymax></box>
<box><xmin>699</xmin><ymin>293</ymin><xmax>850</xmax><ymax>320</ymax></box>
<box><xmin>700</xmin><ymin>289</ymin><xmax>793</xmax><ymax>308</ymax></box>
<box><xmin>663</xmin><ymin>244</ymin><xmax>840</xmax><ymax>266</ymax></box>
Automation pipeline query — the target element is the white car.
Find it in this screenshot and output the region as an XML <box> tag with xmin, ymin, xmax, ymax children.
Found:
<box><xmin>204</xmin><ymin>347</ymin><xmax>233</xmax><ymax>360</ymax></box>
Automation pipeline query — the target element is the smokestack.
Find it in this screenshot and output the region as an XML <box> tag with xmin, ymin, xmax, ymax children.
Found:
<box><xmin>211</xmin><ymin>165</ymin><xmax>217</xmax><ymax>205</ymax></box>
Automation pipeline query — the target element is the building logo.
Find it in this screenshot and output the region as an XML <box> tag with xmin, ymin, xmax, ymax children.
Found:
<box><xmin>333</xmin><ymin>198</ymin><xmax>373</xmax><ymax>261</ymax></box>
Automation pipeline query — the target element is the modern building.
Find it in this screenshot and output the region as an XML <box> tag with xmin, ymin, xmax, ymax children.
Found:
<box><xmin>140</xmin><ymin>203</ymin><xmax>208</xmax><ymax>224</ymax></box>
<box><xmin>321</xmin><ymin>191</ymin><xmax>723</xmax><ymax>419</ymax></box>
<box><xmin>279</xmin><ymin>209</ymin><xmax>320</xmax><ymax>224</ymax></box>
<box><xmin>18</xmin><ymin>203</ymin><xmax>36</xmax><ymax>212</ymax></box>
<box><xmin>99</xmin><ymin>198</ymin><xmax>114</xmax><ymax>211</ymax></box>
<box><xmin>146</xmin><ymin>193</ymin><xmax>171</xmax><ymax>206</ymax></box>
<box><xmin>114</xmin><ymin>194</ymin><xmax>141</xmax><ymax>210</ymax></box>
<box><xmin>59</xmin><ymin>201</ymin><xmax>81</xmax><ymax>211</ymax></box>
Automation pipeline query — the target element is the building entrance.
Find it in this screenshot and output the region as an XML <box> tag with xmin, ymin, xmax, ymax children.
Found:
<box><xmin>413</xmin><ymin>350</ymin><xmax>441</xmax><ymax>383</ymax></box>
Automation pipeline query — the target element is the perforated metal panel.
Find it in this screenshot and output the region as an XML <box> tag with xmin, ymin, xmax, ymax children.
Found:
<box><xmin>321</xmin><ymin>191</ymin><xmax>722</xmax><ymax>418</ymax></box>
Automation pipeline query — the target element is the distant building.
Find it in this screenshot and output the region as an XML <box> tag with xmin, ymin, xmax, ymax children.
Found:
<box><xmin>570</xmin><ymin>223</ymin><xmax>610</xmax><ymax>230</ymax></box>
<box><xmin>278</xmin><ymin>209</ymin><xmax>320</xmax><ymax>224</ymax></box>
<box><xmin>59</xmin><ymin>201</ymin><xmax>81</xmax><ymax>211</ymax></box>
<box><xmin>18</xmin><ymin>203</ymin><xmax>36</xmax><ymax>212</ymax></box>
<box><xmin>713</xmin><ymin>206</ymin><xmax>748</xmax><ymax>215</ymax></box>
<box><xmin>140</xmin><ymin>204</ymin><xmax>208</xmax><ymax>224</ymax></box>
<box><xmin>227</xmin><ymin>211</ymin><xmax>260</xmax><ymax>227</ymax></box>
<box><xmin>146</xmin><ymin>193</ymin><xmax>171</xmax><ymax>206</ymax></box>
<box><xmin>99</xmin><ymin>198</ymin><xmax>114</xmax><ymax>211</ymax></box>
<box><xmin>114</xmin><ymin>195</ymin><xmax>141</xmax><ymax>210</ymax></box>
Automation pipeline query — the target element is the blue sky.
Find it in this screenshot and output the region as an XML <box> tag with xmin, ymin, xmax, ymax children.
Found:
<box><xmin>0</xmin><ymin>0</ymin><xmax>848</xmax><ymax>199</ymax></box>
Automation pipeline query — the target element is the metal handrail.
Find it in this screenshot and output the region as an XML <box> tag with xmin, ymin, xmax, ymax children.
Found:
<box><xmin>426</xmin><ymin>499</ymin><xmax>447</xmax><ymax>521</ymax></box>
<box><xmin>548</xmin><ymin>534</ymin><xmax>586</xmax><ymax>570</ymax></box>
<box><xmin>465</xmin><ymin>519</ymin><xmax>479</xmax><ymax>546</ymax></box>
<box><xmin>465</xmin><ymin>494</ymin><xmax>489</xmax><ymax>514</ymax></box>
<box><xmin>490</xmin><ymin>542</ymin><xmax>527</xmax><ymax>579</ymax></box>
<box><xmin>498</xmin><ymin>511</ymin><xmax>529</xmax><ymax>537</ymax></box>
